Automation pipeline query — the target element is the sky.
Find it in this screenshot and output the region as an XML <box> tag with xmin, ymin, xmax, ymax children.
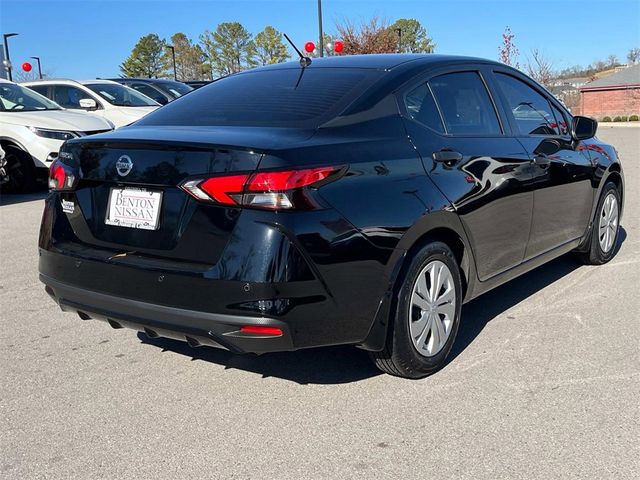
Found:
<box><xmin>1</xmin><ymin>0</ymin><xmax>639</xmax><ymax>79</ymax></box>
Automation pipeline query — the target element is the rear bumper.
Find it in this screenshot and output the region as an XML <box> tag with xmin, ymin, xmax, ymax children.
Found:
<box><xmin>41</xmin><ymin>274</ymin><xmax>294</xmax><ymax>354</ymax></box>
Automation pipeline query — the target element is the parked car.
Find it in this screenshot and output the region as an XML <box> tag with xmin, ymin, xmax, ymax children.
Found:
<box><xmin>23</xmin><ymin>79</ymin><xmax>159</xmax><ymax>128</ymax></box>
<box><xmin>38</xmin><ymin>55</ymin><xmax>624</xmax><ymax>378</ymax></box>
<box><xmin>0</xmin><ymin>79</ymin><xmax>113</xmax><ymax>192</ymax></box>
<box><xmin>105</xmin><ymin>78</ymin><xmax>193</xmax><ymax>105</ymax></box>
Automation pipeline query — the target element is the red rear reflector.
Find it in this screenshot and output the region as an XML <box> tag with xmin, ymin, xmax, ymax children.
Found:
<box><xmin>247</xmin><ymin>167</ymin><xmax>336</xmax><ymax>192</ymax></box>
<box><xmin>240</xmin><ymin>325</ymin><xmax>283</xmax><ymax>336</ymax></box>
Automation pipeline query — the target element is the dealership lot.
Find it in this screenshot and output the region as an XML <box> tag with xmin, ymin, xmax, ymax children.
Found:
<box><xmin>1</xmin><ymin>127</ymin><xmax>638</xmax><ymax>479</ymax></box>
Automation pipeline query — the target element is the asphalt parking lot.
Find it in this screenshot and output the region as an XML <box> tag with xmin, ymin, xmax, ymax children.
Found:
<box><xmin>1</xmin><ymin>126</ymin><xmax>638</xmax><ymax>479</ymax></box>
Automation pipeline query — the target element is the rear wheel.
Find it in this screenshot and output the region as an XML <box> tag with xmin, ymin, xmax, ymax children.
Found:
<box><xmin>579</xmin><ymin>181</ymin><xmax>621</xmax><ymax>265</ymax></box>
<box><xmin>370</xmin><ymin>241</ymin><xmax>462</xmax><ymax>379</ymax></box>
<box><xmin>0</xmin><ymin>146</ymin><xmax>35</xmax><ymax>193</ymax></box>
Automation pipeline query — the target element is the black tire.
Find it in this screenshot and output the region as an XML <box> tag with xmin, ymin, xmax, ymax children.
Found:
<box><xmin>370</xmin><ymin>241</ymin><xmax>463</xmax><ymax>379</ymax></box>
<box><xmin>0</xmin><ymin>146</ymin><xmax>36</xmax><ymax>194</ymax></box>
<box><xmin>578</xmin><ymin>181</ymin><xmax>621</xmax><ymax>265</ymax></box>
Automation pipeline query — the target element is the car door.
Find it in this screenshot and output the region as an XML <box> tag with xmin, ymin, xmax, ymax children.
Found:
<box><xmin>51</xmin><ymin>85</ymin><xmax>100</xmax><ymax>113</ymax></box>
<box><xmin>400</xmin><ymin>67</ymin><xmax>534</xmax><ymax>281</ymax></box>
<box><xmin>491</xmin><ymin>70</ymin><xmax>595</xmax><ymax>259</ymax></box>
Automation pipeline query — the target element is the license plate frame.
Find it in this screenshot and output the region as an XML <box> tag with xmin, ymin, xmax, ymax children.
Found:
<box><xmin>105</xmin><ymin>187</ymin><xmax>163</xmax><ymax>231</ymax></box>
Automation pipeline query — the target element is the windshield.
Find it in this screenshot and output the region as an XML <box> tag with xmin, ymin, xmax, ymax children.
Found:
<box><xmin>138</xmin><ymin>68</ymin><xmax>381</xmax><ymax>128</ymax></box>
<box><xmin>0</xmin><ymin>83</ymin><xmax>62</xmax><ymax>112</ymax></box>
<box><xmin>156</xmin><ymin>81</ymin><xmax>193</xmax><ymax>98</ymax></box>
<box><xmin>85</xmin><ymin>83</ymin><xmax>159</xmax><ymax>107</ymax></box>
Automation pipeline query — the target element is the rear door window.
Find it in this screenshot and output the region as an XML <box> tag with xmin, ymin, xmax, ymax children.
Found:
<box><xmin>428</xmin><ymin>72</ymin><xmax>502</xmax><ymax>135</ymax></box>
<box><xmin>404</xmin><ymin>83</ymin><xmax>445</xmax><ymax>133</ymax></box>
<box><xmin>495</xmin><ymin>73</ymin><xmax>559</xmax><ymax>136</ymax></box>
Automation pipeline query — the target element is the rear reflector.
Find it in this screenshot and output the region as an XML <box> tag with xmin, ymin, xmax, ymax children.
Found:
<box><xmin>240</xmin><ymin>325</ymin><xmax>284</xmax><ymax>336</ymax></box>
<box><xmin>179</xmin><ymin>166</ymin><xmax>340</xmax><ymax>210</ymax></box>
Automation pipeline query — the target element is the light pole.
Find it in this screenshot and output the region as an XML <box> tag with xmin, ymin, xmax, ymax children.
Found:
<box><xmin>30</xmin><ymin>56</ymin><xmax>42</xmax><ymax>79</ymax></box>
<box><xmin>395</xmin><ymin>28</ymin><xmax>402</xmax><ymax>53</ymax></box>
<box><xmin>2</xmin><ymin>32</ymin><xmax>19</xmax><ymax>81</ymax></box>
<box><xmin>317</xmin><ymin>0</ymin><xmax>324</xmax><ymax>57</ymax></box>
<box><xmin>166</xmin><ymin>45</ymin><xmax>177</xmax><ymax>81</ymax></box>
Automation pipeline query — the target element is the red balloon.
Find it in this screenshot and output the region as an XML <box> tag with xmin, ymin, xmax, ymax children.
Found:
<box><xmin>304</xmin><ymin>42</ymin><xmax>315</xmax><ymax>53</ymax></box>
<box><xmin>22</xmin><ymin>62</ymin><xmax>32</xmax><ymax>72</ymax></box>
<box><xmin>334</xmin><ymin>40</ymin><xmax>344</xmax><ymax>53</ymax></box>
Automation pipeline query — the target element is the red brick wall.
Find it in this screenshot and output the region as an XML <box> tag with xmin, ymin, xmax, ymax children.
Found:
<box><xmin>579</xmin><ymin>87</ymin><xmax>640</xmax><ymax>118</ymax></box>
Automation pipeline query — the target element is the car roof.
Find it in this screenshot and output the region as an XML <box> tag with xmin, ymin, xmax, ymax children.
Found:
<box><xmin>252</xmin><ymin>54</ymin><xmax>502</xmax><ymax>72</ymax></box>
<box><xmin>108</xmin><ymin>78</ymin><xmax>183</xmax><ymax>83</ymax></box>
<box><xmin>21</xmin><ymin>79</ymin><xmax>121</xmax><ymax>86</ymax></box>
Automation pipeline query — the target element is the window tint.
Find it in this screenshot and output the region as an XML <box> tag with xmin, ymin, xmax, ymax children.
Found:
<box><xmin>138</xmin><ymin>68</ymin><xmax>382</xmax><ymax>128</ymax></box>
<box><xmin>28</xmin><ymin>85</ymin><xmax>49</xmax><ymax>97</ymax></box>
<box><xmin>85</xmin><ymin>83</ymin><xmax>158</xmax><ymax>107</ymax></box>
<box><xmin>495</xmin><ymin>73</ymin><xmax>558</xmax><ymax>135</ymax></box>
<box><xmin>52</xmin><ymin>85</ymin><xmax>94</xmax><ymax>109</ymax></box>
<box><xmin>428</xmin><ymin>72</ymin><xmax>501</xmax><ymax>135</ymax></box>
<box><xmin>551</xmin><ymin>104</ymin><xmax>569</xmax><ymax>136</ymax></box>
<box><xmin>131</xmin><ymin>83</ymin><xmax>164</xmax><ymax>101</ymax></box>
<box><xmin>405</xmin><ymin>83</ymin><xmax>445</xmax><ymax>133</ymax></box>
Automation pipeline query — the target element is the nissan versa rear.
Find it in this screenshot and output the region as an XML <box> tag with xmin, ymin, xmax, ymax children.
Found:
<box><xmin>39</xmin><ymin>55</ymin><xmax>624</xmax><ymax>378</ymax></box>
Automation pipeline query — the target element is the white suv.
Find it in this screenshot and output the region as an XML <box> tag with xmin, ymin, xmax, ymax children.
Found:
<box><xmin>23</xmin><ymin>79</ymin><xmax>160</xmax><ymax>128</ymax></box>
<box><xmin>0</xmin><ymin>79</ymin><xmax>113</xmax><ymax>192</ymax></box>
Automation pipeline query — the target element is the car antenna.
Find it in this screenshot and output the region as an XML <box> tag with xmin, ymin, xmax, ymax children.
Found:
<box><xmin>283</xmin><ymin>33</ymin><xmax>312</xmax><ymax>68</ymax></box>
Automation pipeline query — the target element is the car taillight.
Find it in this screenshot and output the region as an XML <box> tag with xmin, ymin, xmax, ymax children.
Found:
<box><xmin>48</xmin><ymin>159</ymin><xmax>78</xmax><ymax>191</ymax></box>
<box><xmin>179</xmin><ymin>166</ymin><xmax>341</xmax><ymax>210</ymax></box>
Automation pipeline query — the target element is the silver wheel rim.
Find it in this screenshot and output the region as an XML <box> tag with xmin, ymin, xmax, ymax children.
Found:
<box><xmin>409</xmin><ymin>260</ymin><xmax>456</xmax><ymax>357</ymax></box>
<box><xmin>598</xmin><ymin>193</ymin><xmax>619</xmax><ymax>253</ymax></box>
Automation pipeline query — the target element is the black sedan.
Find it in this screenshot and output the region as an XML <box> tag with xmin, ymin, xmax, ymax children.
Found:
<box><xmin>40</xmin><ymin>55</ymin><xmax>624</xmax><ymax>378</ymax></box>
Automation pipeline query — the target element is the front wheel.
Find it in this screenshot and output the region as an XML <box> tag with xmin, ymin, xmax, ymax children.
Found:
<box><xmin>579</xmin><ymin>182</ymin><xmax>621</xmax><ymax>265</ymax></box>
<box><xmin>0</xmin><ymin>147</ymin><xmax>35</xmax><ymax>193</ymax></box>
<box><xmin>370</xmin><ymin>241</ymin><xmax>462</xmax><ymax>379</ymax></box>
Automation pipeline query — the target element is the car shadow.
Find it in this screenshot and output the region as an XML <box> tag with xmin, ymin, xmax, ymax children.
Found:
<box><xmin>447</xmin><ymin>227</ymin><xmax>627</xmax><ymax>365</ymax></box>
<box><xmin>137</xmin><ymin>228</ymin><xmax>627</xmax><ymax>385</ymax></box>
<box><xmin>0</xmin><ymin>189</ymin><xmax>48</xmax><ymax>206</ymax></box>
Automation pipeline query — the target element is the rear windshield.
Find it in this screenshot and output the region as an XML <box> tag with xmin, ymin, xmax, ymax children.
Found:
<box><xmin>137</xmin><ymin>67</ymin><xmax>381</xmax><ymax>128</ymax></box>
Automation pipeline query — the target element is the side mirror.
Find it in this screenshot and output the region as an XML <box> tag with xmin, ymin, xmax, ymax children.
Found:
<box><xmin>571</xmin><ymin>116</ymin><xmax>597</xmax><ymax>141</ymax></box>
<box><xmin>154</xmin><ymin>95</ymin><xmax>168</xmax><ymax>105</ymax></box>
<box><xmin>79</xmin><ymin>98</ymin><xmax>98</xmax><ymax>111</ymax></box>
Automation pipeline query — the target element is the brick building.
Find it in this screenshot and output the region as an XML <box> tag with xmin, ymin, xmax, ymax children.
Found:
<box><xmin>578</xmin><ymin>64</ymin><xmax>640</xmax><ymax>119</ymax></box>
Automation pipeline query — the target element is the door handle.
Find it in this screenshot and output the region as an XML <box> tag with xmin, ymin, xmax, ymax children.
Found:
<box><xmin>433</xmin><ymin>150</ymin><xmax>463</xmax><ymax>164</ymax></box>
<box><xmin>533</xmin><ymin>155</ymin><xmax>551</xmax><ymax>167</ymax></box>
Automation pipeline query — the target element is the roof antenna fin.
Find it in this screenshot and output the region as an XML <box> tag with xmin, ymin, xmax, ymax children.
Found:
<box><xmin>283</xmin><ymin>33</ymin><xmax>312</xmax><ymax>68</ymax></box>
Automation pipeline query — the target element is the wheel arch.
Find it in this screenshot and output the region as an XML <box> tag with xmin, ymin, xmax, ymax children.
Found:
<box><xmin>358</xmin><ymin>211</ymin><xmax>478</xmax><ymax>351</ymax></box>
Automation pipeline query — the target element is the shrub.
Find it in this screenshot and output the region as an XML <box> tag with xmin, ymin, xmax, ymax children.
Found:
<box><xmin>629</xmin><ymin>115</ymin><xmax>639</xmax><ymax>121</ymax></box>
<box><xmin>602</xmin><ymin>116</ymin><xmax>612</xmax><ymax>122</ymax></box>
<box><xmin>621</xmin><ymin>115</ymin><xmax>629</xmax><ymax>122</ymax></box>
<box><xmin>613</xmin><ymin>116</ymin><xmax>622</xmax><ymax>122</ymax></box>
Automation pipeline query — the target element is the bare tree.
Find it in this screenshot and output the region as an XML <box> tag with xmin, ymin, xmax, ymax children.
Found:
<box><xmin>498</xmin><ymin>26</ymin><xmax>519</xmax><ymax>68</ymax></box>
<box><xmin>606</xmin><ymin>54</ymin><xmax>619</xmax><ymax>68</ymax></box>
<box><xmin>627</xmin><ymin>47</ymin><xmax>640</xmax><ymax>64</ymax></box>
<box><xmin>525</xmin><ymin>49</ymin><xmax>554</xmax><ymax>87</ymax></box>
<box><xmin>335</xmin><ymin>17</ymin><xmax>398</xmax><ymax>55</ymax></box>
